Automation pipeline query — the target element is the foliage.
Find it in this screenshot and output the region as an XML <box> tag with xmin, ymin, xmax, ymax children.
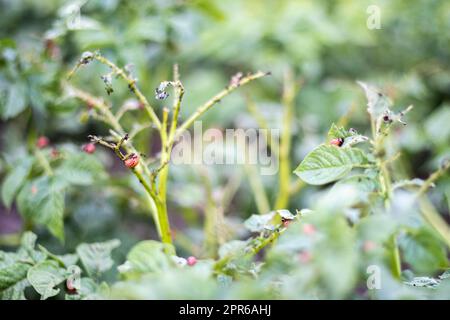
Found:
<box><xmin>0</xmin><ymin>0</ymin><xmax>449</xmax><ymax>300</ymax></box>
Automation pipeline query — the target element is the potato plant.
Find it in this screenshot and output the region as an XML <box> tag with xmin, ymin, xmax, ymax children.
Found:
<box><xmin>0</xmin><ymin>0</ymin><xmax>449</xmax><ymax>301</ymax></box>
<box><xmin>1</xmin><ymin>70</ymin><xmax>448</xmax><ymax>299</ymax></box>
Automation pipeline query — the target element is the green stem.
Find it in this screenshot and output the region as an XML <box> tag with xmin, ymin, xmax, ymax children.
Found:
<box><xmin>243</xmin><ymin>162</ymin><xmax>271</xmax><ymax>214</ymax></box>
<box><xmin>388</xmin><ymin>234</ymin><xmax>402</xmax><ymax>279</ymax></box>
<box><xmin>275</xmin><ymin>70</ymin><xmax>296</xmax><ymax>209</ymax></box>
<box><xmin>94</xmin><ymin>55</ymin><xmax>161</xmax><ymax>129</ymax></box>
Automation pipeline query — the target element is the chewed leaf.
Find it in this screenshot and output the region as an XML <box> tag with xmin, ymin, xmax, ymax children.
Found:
<box><xmin>76</xmin><ymin>239</ymin><xmax>121</xmax><ymax>277</ymax></box>
<box><xmin>244</xmin><ymin>213</ymin><xmax>275</xmax><ymax>232</ymax></box>
<box><xmin>357</xmin><ymin>81</ymin><xmax>391</xmax><ymax>119</ymax></box>
<box><xmin>27</xmin><ymin>261</ymin><xmax>66</xmax><ymax>300</ymax></box>
<box><xmin>404</xmin><ymin>277</ymin><xmax>440</xmax><ymax>288</ymax></box>
<box><xmin>341</xmin><ymin>135</ymin><xmax>369</xmax><ymax>148</ymax></box>
<box><xmin>275</xmin><ymin>209</ymin><xmax>295</xmax><ymax>220</ymax></box>
<box><xmin>327</xmin><ymin>123</ymin><xmax>348</xmax><ymax>140</ymax></box>
<box><xmin>327</xmin><ymin>123</ymin><xmax>368</xmax><ymax>147</ymax></box>
<box><xmin>294</xmin><ymin>144</ymin><xmax>368</xmax><ymax>185</ymax></box>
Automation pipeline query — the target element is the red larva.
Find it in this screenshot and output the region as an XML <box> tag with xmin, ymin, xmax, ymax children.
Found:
<box><xmin>363</xmin><ymin>240</ymin><xmax>377</xmax><ymax>253</ymax></box>
<box><xmin>36</xmin><ymin>136</ymin><xmax>49</xmax><ymax>149</ymax></box>
<box><xmin>330</xmin><ymin>138</ymin><xmax>344</xmax><ymax>147</ymax></box>
<box><xmin>66</xmin><ymin>279</ymin><xmax>77</xmax><ymax>294</ymax></box>
<box><xmin>124</xmin><ymin>153</ymin><xmax>139</xmax><ymax>168</ymax></box>
<box><xmin>187</xmin><ymin>256</ymin><xmax>197</xmax><ymax>266</ymax></box>
<box><xmin>282</xmin><ymin>218</ymin><xmax>292</xmax><ymax>228</ymax></box>
<box><xmin>298</xmin><ymin>251</ymin><xmax>312</xmax><ymax>263</ymax></box>
<box><xmin>82</xmin><ymin>143</ymin><xmax>96</xmax><ymax>154</ymax></box>
<box><xmin>303</xmin><ymin>223</ymin><xmax>316</xmax><ymax>235</ymax></box>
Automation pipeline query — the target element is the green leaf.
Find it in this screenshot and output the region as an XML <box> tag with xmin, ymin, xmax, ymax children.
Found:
<box><xmin>244</xmin><ymin>213</ymin><xmax>275</xmax><ymax>233</ymax></box>
<box><xmin>218</xmin><ymin>240</ymin><xmax>248</xmax><ymax>259</ymax></box>
<box><xmin>439</xmin><ymin>269</ymin><xmax>450</xmax><ymax>280</ymax></box>
<box><xmin>27</xmin><ymin>260</ymin><xmax>66</xmax><ymax>300</ymax></box>
<box><xmin>38</xmin><ymin>245</ymin><xmax>78</xmax><ymax>267</ymax></box>
<box><xmin>399</xmin><ymin>228</ymin><xmax>448</xmax><ymax>274</ymax></box>
<box><xmin>0</xmin><ymin>279</ymin><xmax>28</xmax><ymax>300</ymax></box>
<box><xmin>327</xmin><ymin>123</ymin><xmax>348</xmax><ymax>140</ymax></box>
<box><xmin>1</xmin><ymin>82</ymin><xmax>28</xmax><ymax>120</ymax></box>
<box><xmin>0</xmin><ymin>262</ymin><xmax>31</xmax><ymax>293</ymax></box>
<box><xmin>76</xmin><ymin>239</ymin><xmax>121</xmax><ymax>277</ymax></box>
<box><xmin>358</xmin><ymin>81</ymin><xmax>391</xmax><ymax>119</ymax></box>
<box><xmin>1</xmin><ymin>157</ymin><xmax>33</xmax><ymax>208</ymax></box>
<box><xmin>294</xmin><ymin>144</ymin><xmax>368</xmax><ymax>185</ymax></box>
<box><xmin>119</xmin><ymin>240</ymin><xmax>171</xmax><ymax>277</ymax></box>
<box><xmin>56</xmin><ymin>153</ymin><xmax>105</xmax><ymax>186</ymax></box>
<box><xmin>16</xmin><ymin>177</ymin><xmax>66</xmax><ymax>241</ymax></box>
<box><xmin>404</xmin><ymin>277</ymin><xmax>440</xmax><ymax>288</ymax></box>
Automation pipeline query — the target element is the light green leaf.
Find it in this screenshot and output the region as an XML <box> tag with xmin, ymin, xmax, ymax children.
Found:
<box><xmin>1</xmin><ymin>157</ymin><xmax>33</xmax><ymax>208</ymax></box>
<box><xmin>404</xmin><ymin>277</ymin><xmax>440</xmax><ymax>288</ymax></box>
<box><xmin>218</xmin><ymin>240</ymin><xmax>248</xmax><ymax>259</ymax></box>
<box><xmin>0</xmin><ymin>262</ymin><xmax>31</xmax><ymax>293</ymax></box>
<box><xmin>27</xmin><ymin>260</ymin><xmax>66</xmax><ymax>300</ymax></box>
<box><xmin>120</xmin><ymin>240</ymin><xmax>171</xmax><ymax>277</ymax></box>
<box><xmin>1</xmin><ymin>82</ymin><xmax>28</xmax><ymax>120</ymax></box>
<box><xmin>16</xmin><ymin>177</ymin><xmax>65</xmax><ymax>242</ymax></box>
<box><xmin>56</xmin><ymin>153</ymin><xmax>105</xmax><ymax>186</ymax></box>
<box><xmin>0</xmin><ymin>279</ymin><xmax>28</xmax><ymax>300</ymax></box>
<box><xmin>244</xmin><ymin>213</ymin><xmax>275</xmax><ymax>233</ymax></box>
<box><xmin>439</xmin><ymin>269</ymin><xmax>450</xmax><ymax>280</ymax></box>
<box><xmin>294</xmin><ymin>144</ymin><xmax>368</xmax><ymax>185</ymax></box>
<box><xmin>399</xmin><ymin>228</ymin><xmax>448</xmax><ymax>274</ymax></box>
<box><xmin>76</xmin><ymin>239</ymin><xmax>120</xmax><ymax>277</ymax></box>
<box><xmin>327</xmin><ymin>123</ymin><xmax>348</xmax><ymax>140</ymax></box>
<box><xmin>358</xmin><ymin>81</ymin><xmax>391</xmax><ymax>119</ymax></box>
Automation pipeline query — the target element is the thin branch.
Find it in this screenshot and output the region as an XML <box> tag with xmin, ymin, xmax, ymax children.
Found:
<box><xmin>416</xmin><ymin>160</ymin><xmax>450</xmax><ymax>197</ymax></box>
<box><xmin>93</xmin><ymin>55</ymin><xmax>162</xmax><ymax>130</ymax></box>
<box><xmin>275</xmin><ymin>69</ymin><xmax>298</xmax><ymax>209</ymax></box>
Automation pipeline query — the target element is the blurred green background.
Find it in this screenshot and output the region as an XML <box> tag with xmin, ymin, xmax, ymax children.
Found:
<box><xmin>0</xmin><ymin>0</ymin><xmax>449</xmax><ymax>299</ymax></box>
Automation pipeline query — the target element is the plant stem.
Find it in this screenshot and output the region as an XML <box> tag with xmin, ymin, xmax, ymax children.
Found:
<box><xmin>275</xmin><ymin>70</ymin><xmax>297</xmax><ymax>209</ymax></box>
<box><xmin>243</xmin><ymin>161</ymin><xmax>271</xmax><ymax>214</ymax></box>
<box><xmin>200</xmin><ymin>168</ymin><xmax>220</xmax><ymax>257</ymax></box>
<box><xmin>388</xmin><ymin>234</ymin><xmax>402</xmax><ymax>279</ymax></box>
<box><xmin>416</xmin><ymin>160</ymin><xmax>450</xmax><ymax>196</ymax></box>
<box><xmin>419</xmin><ymin>196</ymin><xmax>450</xmax><ymax>248</ymax></box>
<box><xmin>93</xmin><ymin>55</ymin><xmax>161</xmax><ymax>129</ymax></box>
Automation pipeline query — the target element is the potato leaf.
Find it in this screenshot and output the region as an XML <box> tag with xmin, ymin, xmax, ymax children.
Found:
<box><xmin>294</xmin><ymin>144</ymin><xmax>368</xmax><ymax>185</ymax></box>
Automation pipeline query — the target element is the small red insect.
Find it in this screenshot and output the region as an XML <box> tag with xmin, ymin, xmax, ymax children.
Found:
<box><xmin>82</xmin><ymin>143</ymin><xmax>96</xmax><ymax>154</ymax></box>
<box><xmin>66</xmin><ymin>279</ymin><xmax>77</xmax><ymax>294</ymax></box>
<box><xmin>36</xmin><ymin>136</ymin><xmax>49</xmax><ymax>149</ymax></box>
<box><xmin>303</xmin><ymin>223</ymin><xmax>316</xmax><ymax>236</ymax></box>
<box><xmin>187</xmin><ymin>256</ymin><xmax>197</xmax><ymax>266</ymax></box>
<box><xmin>124</xmin><ymin>153</ymin><xmax>139</xmax><ymax>168</ymax></box>
<box><xmin>282</xmin><ymin>218</ymin><xmax>292</xmax><ymax>228</ymax></box>
<box><xmin>298</xmin><ymin>251</ymin><xmax>312</xmax><ymax>263</ymax></box>
<box><xmin>330</xmin><ymin>138</ymin><xmax>344</xmax><ymax>147</ymax></box>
